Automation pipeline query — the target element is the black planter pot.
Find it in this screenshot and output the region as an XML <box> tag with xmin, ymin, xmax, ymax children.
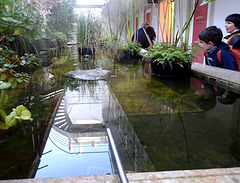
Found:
<box><xmin>151</xmin><ymin>61</ymin><xmax>191</xmax><ymax>78</ymax></box>
<box><xmin>78</xmin><ymin>47</ymin><xmax>95</xmax><ymax>55</ymax></box>
<box><xmin>122</xmin><ymin>49</ymin><xmax>140</xmax><ymax>59</ymax></box>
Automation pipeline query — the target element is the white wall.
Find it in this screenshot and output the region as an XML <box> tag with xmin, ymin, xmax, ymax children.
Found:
<box><xmin>140</xmin><ymin>1</ymin><xmax>158</xmax><ymax>39</ymax></box>
<box><xmin>207</xmin><ymin>0</ymin><xmax>240</xmax><ymax>38</ymax></box>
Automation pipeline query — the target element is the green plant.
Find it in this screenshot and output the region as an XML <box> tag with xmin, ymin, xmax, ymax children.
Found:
<box><xmin>200</xmin><ymin>0</ymin><xmax>216</xmax><ymax>5</ymax></box>
<box><xmin>53</xmin><ymin>32</ymin><xmax>67</xmax><ymax>47</ymax></box>
<box><xmin>146</xmin><ymin>42</ymin><xmax>200</xmax><ymax>67</ymax></box>
<box><xmin>122</xmin><ymin>41</ymin><xmax>142</xmax><ymax>54</ymax></box>
<box><xmin>102</xmin><ymin>0</ymin><xmax>127</xmax><ymax>41</ymax></box>
<box><xmin>0</xmin><ymin>48</ymin><xmax>41</xmax><ymax>130</ymax></box>
<box><xmin>125</xmin><ymin>0</ymin><xmax>142</xmax><ymax>40</ymax></box>
<box><xmin>0</xmin><ymin>48</ymin><xmax>41</xmax><ymax>88</ymax></box>
<box><xmin>0</xmin><ymin>53</ymin><xmax>38</xmax><ymax>131</ymax></box>
<box><xmin>0</xmin><ymin>0</ymin><xmax>44</xmax><ymax>53</ymax></box>
<box><xmin>0</xmin><ymin>81</ymin><xmax>32</xmax><ymax>130</ymax></box>
<box><xmin>159</xmin><ymin>0</ymin><xmax>216</xmax><ymax>51</ymax></box>
<box><xmin>77</xmin><ymin>11</ymin><xmax>102</xmax><ymax>47</ymax></box>
<box><xmin>46</xmin><ymin>0</ymin><xmax>76</xmax><ymax>40</ymax></box>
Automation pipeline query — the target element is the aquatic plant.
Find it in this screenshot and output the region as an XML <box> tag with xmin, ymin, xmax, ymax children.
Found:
<box><xmin>0</xmin><ymin>48</ymin><xmax>41</xmax><ymax>88</ymax></box>
<box><xmin>0</xmin><ymin>0</ymin><xmax>44</xmax><ymax>53</ymax></box>
<box><xmin>0</xmin><ymin>81</ymin><xmax>33</xmax><ymax>130</ymax></box>
<box><xmin>0</xmin><ymin>48</ymin><xmax>40</xmax><ymax>130</ymax></box>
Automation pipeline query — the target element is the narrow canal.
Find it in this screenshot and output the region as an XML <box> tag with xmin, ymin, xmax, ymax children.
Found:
<box><xmin>0</xmin><ymin>45</ymin><xmax>240</xmax><ymax>180</ymax></box>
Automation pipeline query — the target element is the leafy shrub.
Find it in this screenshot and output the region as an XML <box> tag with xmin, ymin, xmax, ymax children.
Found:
<box><xmin>146</xmin><ymin>42</ymin><xmax>200</xmax><ymax>67</ymax></box>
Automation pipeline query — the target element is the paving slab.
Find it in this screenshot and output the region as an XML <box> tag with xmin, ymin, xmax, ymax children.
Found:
<box><xmin>1</xmin><ymin>168</ymin><xmax>240</xmax><ymax>183</ymax></box>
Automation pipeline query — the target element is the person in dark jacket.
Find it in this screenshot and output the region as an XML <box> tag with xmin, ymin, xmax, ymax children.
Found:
<box><xmin>224</xmin><ymin>13</ymin><xmax>240</xmax><ymax>49</ymax></box>
<box><xmin>198</xmin><ymin>26</ymin><xmax>238</xmax><ymax>71</ymax></box>
<box><xmin>198</xmin><ymin>26</ymin><xmax>238</xmax><ymax>96</ymax></box>
<box><xmin>132</xmin><ymin>22</ymin><xmax>156</xmax><ymax>49</ymax></box>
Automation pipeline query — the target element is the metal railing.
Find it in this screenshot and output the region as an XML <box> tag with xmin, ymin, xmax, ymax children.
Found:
<box><xmin>106</xmin><ymin>128</ymin><xmax>129</xmax><ymax>183</ymax></box>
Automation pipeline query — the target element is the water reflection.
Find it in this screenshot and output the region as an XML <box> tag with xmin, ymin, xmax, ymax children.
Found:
<box><xmin>35</xmin><ymin>78</ymin><xmax>155</xmax><ymax>178</ymax></box>
<box><xmin>2</xmin><ymin>45</ymin><xmax>240</xmax><ymax>180</ymax></box>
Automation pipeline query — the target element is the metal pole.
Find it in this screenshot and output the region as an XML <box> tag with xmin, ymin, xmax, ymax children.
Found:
<box><xmin>106</xmin><ymin>128</ymin><xmax>129</xmax><ymax>183</ymax></box>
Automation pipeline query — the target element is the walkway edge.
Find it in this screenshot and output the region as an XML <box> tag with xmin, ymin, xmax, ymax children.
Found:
<box><xmin>191</xmin><ymin>62</ymin><xmax>240</xmax><ymax>94</ymax></box>
<box><xmin>1</xmin><ymin>168</ymin><xmax>240</xmax><ymax>182</ymax></box>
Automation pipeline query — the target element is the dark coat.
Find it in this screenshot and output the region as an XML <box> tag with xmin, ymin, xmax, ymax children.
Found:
<box><xmin>224</xmin><ymin>30</ymin><xmax>240</xmax><ymax>49</ymax></box>
<box><xmin>204</xmin><ymin>42</ymin><xmax>238</xmax><ymax>71</ymax></box>
<box><xmin>131</xmin><ymin>26</ymin><xmax>156</xmax><ymax>49</ymax></box>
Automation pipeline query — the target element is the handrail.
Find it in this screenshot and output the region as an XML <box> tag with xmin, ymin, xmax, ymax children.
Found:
<box><xmin>106</xmin><ymin>128</ymin><xmax>129</xmax><ymax>183</ymax></box>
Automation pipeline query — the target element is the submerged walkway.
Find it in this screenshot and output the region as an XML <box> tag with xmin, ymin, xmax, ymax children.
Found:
<box><xmin>1</xmin><ymin>62</ymin><xmax>240</xmax><ymax>183</ymax></box>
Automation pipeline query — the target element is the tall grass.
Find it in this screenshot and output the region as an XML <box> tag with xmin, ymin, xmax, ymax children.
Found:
<box><xmin>125</xmin><ymin>0</ymin><xmax>142</xmax><ymax>41</ymax></box>
<box><xmin>77</xmin><ymin>11</ymin><xmax>103</xmax><ymax>47</ymax></box>
<box><xmin>158</xmin><ymin>0</ymin><xmax>200</xmax><ymax>51</ymax></box>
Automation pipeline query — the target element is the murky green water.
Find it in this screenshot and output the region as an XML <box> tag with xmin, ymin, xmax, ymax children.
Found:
<box><xmin>108</xmin><ymin>60</ymin><xmax>240</xmax><ymax>171</ymax></box>
<box><xmin>0</xmin><ymin>46</ymin><xmax>240</xmax><ymax>180</ymax></box>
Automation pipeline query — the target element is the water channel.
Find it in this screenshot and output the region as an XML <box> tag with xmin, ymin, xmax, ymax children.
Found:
<box><xmin>0</xmin><ymin>45</ymin><xmax>240</xmax><ymax>180</ymax></box>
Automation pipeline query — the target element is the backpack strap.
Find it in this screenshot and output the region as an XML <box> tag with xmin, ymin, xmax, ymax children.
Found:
<box><xmin>227</xmin><ymin>33</ymin><xmax>240</xmax><ymax>46</ymax></box>
<box><xmin>206</xmin><ymin>49</ymin><xmax>223</xmax><ymax>64</ymax></box>
<box><xmin>217</xmin><ymin>50</ymin><xmax>222</xmax><ymax>63</ymax></box>
<box><xmin>204</xmin><ymin>50</ymin><xmax>207</xmax><ymax>58</ymax></box>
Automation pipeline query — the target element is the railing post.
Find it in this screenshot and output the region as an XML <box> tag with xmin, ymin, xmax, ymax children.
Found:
<box><xmin>106</xmin><ymin>128</ymin><xmax>129</xmax><ymax>183</ymax></box>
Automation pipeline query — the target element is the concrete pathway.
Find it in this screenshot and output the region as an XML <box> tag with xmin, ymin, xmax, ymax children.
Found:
<box><xmin>1</xmin><ymin>167</ymin><xmax>240</xmax><ymax>182</ymax></box>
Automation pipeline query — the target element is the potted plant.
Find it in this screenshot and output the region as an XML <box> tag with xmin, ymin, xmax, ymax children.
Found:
<box><xmin>77</xmin><ymin>11</ymin><xmax>102</xmax><ymax>56</ymax></box>
<box><xmin>121</xmin><ymin>40</ymin><xmax>142</xmax><ymax>59</ymax></box>
<box><xmin>146</xmin><ymin>42</ymin><xmax>199</xmax><ymax>77</ymax></box>
<box><xmin>146</xmin><ymin>0</ymin><xmax>211</xmax><ymax>78</ymax></box>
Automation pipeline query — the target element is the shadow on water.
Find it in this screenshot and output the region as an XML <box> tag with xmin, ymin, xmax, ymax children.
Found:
<box><xmin>1</xmin><ymin>45</ymin><xmax>240</xmax><ymax>180</ymax></box>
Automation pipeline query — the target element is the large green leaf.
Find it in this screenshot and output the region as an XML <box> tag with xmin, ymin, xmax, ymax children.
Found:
<box><xmin>15</xmin><ymin>105</ymin><xmax>27</xmax><ymax>116</ymax></box>
<box><xmin>6</xmin><ymin>36</ymin><xmax>15</xmax><ymax>42</ymax></box>
<box><xmin>20</xmin><ymin>110</ymin><xmax>32</xmax><ymax>121</ymax></box>
<box><xmin>0</xmin><ymin>81</ymin><xmax>11</xmax><ymax>89</ymax></box>
<box><xmin>14</xmin><ymin>28</ymin><xmax>24</xmax><ymax>35</ymax></box>
<box><xmin>0</xmin><ymin>122</ymin><xmax>9</xmax><ymax>130</ymax></box>
<box><xmin>200</xmin><ymin>0</ymin><xmax>216</xmax><ymax>6</ymax></box>
<box><xmin>32</xmin><ymin>32</ymin><xmax>42</xmax><ymax>41</ymax></box>
<box><xmin>5</xmin><ymin>114</ymin><xmax>17</xmax><ymax>127</ymax></box>
<box><xmin>0</xmin><ymin>73</ymin><xmax>7</xmax><ymax>81</ymax></box>
<box><xmin>14</xmin><ymin>105</ymin><xmax>33</xmax><ymax>122</ymax></box>
<box><xmin>2</xmin><ymin>17</ymin><xmax>19</xmax><ymax>23</ymax></box>
<box><xmin>9</xmin><ymin>77</ymin><xmax>17</xmax><ymax>88</ymax></box>
<box><xmin>0</xmin><ymin>109</ymin><xmax>7</xmax><ymax>119</ymax></box>
<box><xmin>0</xmin><ymin>90</ymin><xmax>8</xmax><ymax>107</ymax></box>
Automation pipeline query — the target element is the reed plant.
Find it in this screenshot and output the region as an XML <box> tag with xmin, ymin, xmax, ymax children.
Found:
<box><xmin>102</xmin><ymin>0</ymin><xmax>127</xmax><ymax>41</ymax></box>
<box><xmin>158</xmin><ymin>0</ymin><xmax>215</xmax><ymax>50</ymax></box>
<box><xmin>125</xmin><ymin>0</ymin><xmax>142</xmax><ymax>40</ymax></box>
<box><xmin>101</xmin><ymin>0</ymin><xmax>142</xmax><ymax>60</ymax></box>
<box><xmin>77</xmin><ymin>11</ymin><xmax>102</xmax><ymax>47</ymax></box>
<box><xmin>149</xmin><ymin>0</ymin><xmax>213</xmax><ymax>67</ymax></box>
